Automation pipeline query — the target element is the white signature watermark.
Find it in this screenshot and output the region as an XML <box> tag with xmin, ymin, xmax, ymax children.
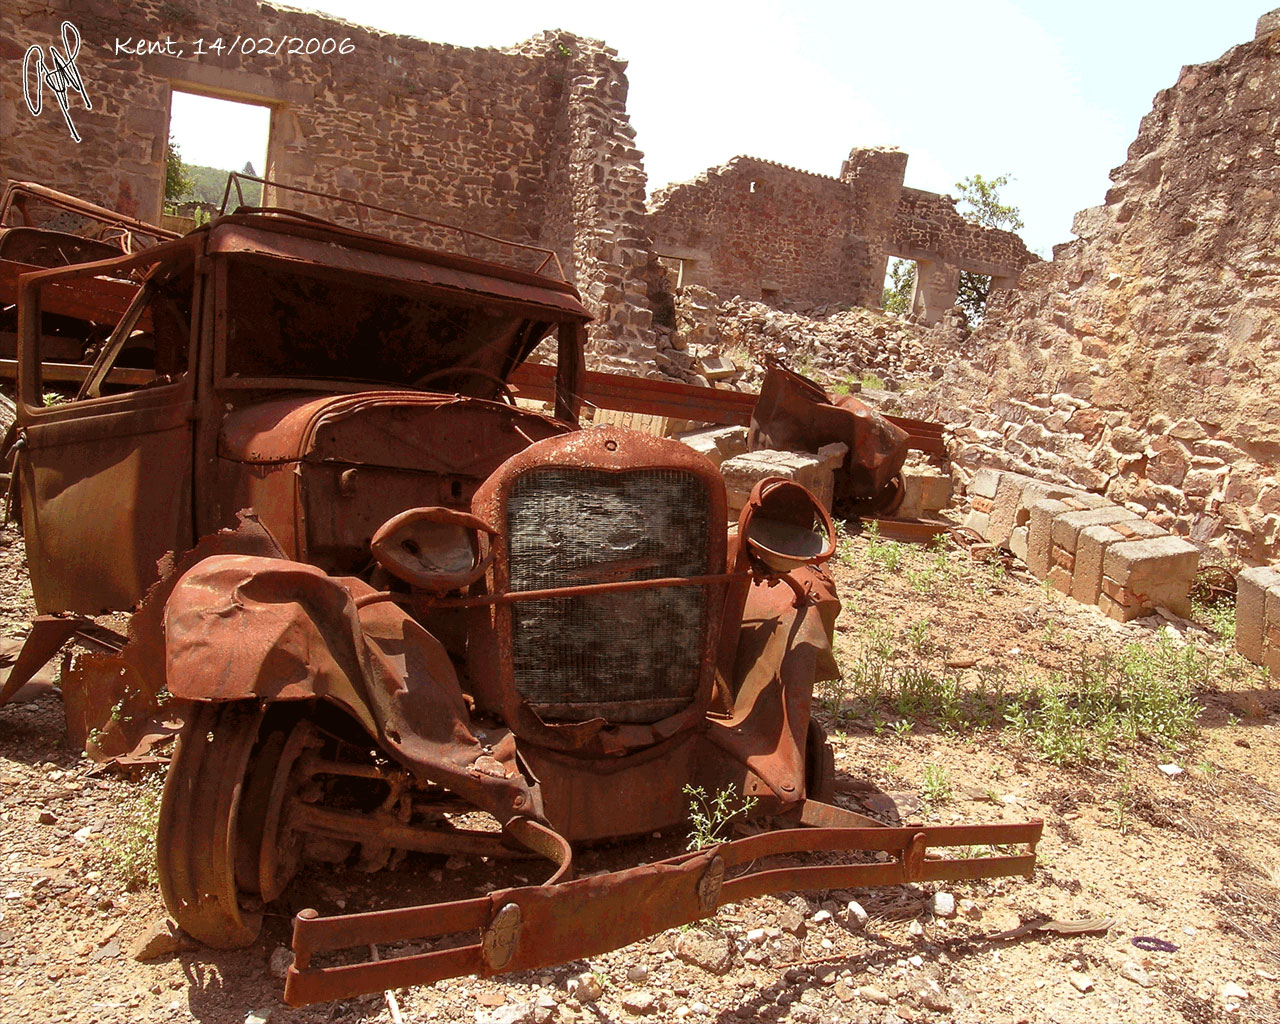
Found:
<box><xmin>23</xmin><ymin>21</ymin><xmax>91</xmax><ymax>143</ymax></box>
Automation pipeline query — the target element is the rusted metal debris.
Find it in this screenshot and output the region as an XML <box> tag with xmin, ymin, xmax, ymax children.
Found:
<box><xmin>750</xmin><ymin>360</ymin><xmax>911</xmax><ymax>515</ymax></box>
<box><xmin>2</xmin><ymin>178</ymin><xmax>1040</xmax><ymax>1005</ymax></box>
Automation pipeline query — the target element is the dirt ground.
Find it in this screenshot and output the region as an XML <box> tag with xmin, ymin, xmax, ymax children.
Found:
<box><xmin>2</xmin><ymin>516</ymin><xmax>1278</xmax><ymax>1024</ymax></box>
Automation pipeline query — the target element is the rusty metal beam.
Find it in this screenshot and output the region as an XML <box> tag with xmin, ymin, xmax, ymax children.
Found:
<box><xmin>283</xmin><ymin>806</ymin><xmax>1041</xmax><ymax>1006</ymax></box>
<box><xmin>508</xmin><ymin>362</ymin><xmax>945</xmax><ymax>453</ymax></box>
<box><xmin>863</xmin><ymin>517</ymin><xmax>950</xmax><ymax>544</ymax></box>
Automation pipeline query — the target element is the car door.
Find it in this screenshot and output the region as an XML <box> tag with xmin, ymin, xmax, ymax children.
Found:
<box><xmin>13</xmin><ymin>248</ymin><xmax>198</xmax><ymax>614</ymax></box>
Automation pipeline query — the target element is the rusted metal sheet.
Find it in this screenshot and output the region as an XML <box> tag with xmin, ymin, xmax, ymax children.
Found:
<box><xmin>206</xmin><ymin>218</ymin><xmax>586</xmax><ymax>316</ymax></box>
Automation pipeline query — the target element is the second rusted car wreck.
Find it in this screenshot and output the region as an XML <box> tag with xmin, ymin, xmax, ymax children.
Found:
<box><xmin>4</xmin><ymin>178</ymin><xmax>1041</xmax><ymax>1005</ymax></box>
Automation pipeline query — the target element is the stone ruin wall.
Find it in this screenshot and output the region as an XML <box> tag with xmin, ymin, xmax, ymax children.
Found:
<box><xmin>646</xmin><ymin>147</ymin><xmax>1037</xmax><ymax>323</ymax></box>
<box><xmin>646</xmin><ymin>158</ymin><xmax>861</xmax><ymax>307</ymax></box>
<box><xmin>1</xmin><ymin>0</ymin><xmax>657</xmax><ymax>369</ymax></box>
<box><xmin>918</xmin><ymin>11</ymin><xmax>1280</xmax><ymax>565</ymax></box>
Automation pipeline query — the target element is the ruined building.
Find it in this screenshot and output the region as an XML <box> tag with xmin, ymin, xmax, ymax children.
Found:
<box><xmin>925</xmin><ymin>9</ymin><xmax>1280</xmax><ymax>563</ymax></box>
<box><xmin>4</xmin><ymin>0</ymin><xmax>1032</xmax><ymax>375</ymax></box>
<box><xmin>647</xmin><ymin>150</ymin><xmax>1036</xmax><ymax>323</ymax></box>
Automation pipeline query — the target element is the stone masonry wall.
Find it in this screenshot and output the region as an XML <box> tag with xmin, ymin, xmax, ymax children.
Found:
<box><xmin>646</xmin><ymin>158</ymin><xmax>859</xmax><ymax>307</ymax></box>
<box><xmin>914</xmin><ymin>11</ymin><xmax>1280</xmax><ymax>565</ymax></box>
<box><xmin>2</xmin><ymin>1</ymin><xmax>658</xmax><ymax>370</ymax></box>
<box><xmin>647</xmin><ymin>146</ymin><xmax>1036</xmax><ymax>322</ymax></box>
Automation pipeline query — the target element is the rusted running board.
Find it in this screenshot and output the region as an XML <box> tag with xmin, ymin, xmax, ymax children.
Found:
<box><xmin>284</xmin><ymin>805</ymin><xmax>1042</xmax><ymax>1006</ymax></box>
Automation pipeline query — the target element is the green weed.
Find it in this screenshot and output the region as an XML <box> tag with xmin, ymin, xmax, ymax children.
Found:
<box><xmin>683</xmin><ymin>783</ymin><xmax>757</xmax><ymax>851</ymax></box>
<box><xmin>922</xmin><ymin>764</ymin><xmax>953</xmax><ymax>807</ymax></box>
<box><xmin>90</xmin><ymin>770</ymin><xmax>165</xmax><ymax>891</ymax></box>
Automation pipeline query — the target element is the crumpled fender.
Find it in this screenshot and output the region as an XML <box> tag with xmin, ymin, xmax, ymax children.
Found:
<box><xmin>165</xmin><ymin>554</ymin><xmax>536</xmax><ymax>821</ymax></box>
<box><xmin>705</xmin><ymin>564</ymin><xmax>841</xmax><ymax>800</ymax></box>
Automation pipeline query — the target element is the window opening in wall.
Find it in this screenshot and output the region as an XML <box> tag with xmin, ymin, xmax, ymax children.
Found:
<box><xmin>166</xmin><ymin>90</ymin><xmax>271</xmax><ymax>230</ymax></box>
<box><xmin>761</xmin><ymin>286</ymin><xmax>781</xmax><ymax>305</ymax></box>
<box><xmin>749</xmin><ymin>181</ymin><xmax>757</xmax><ymax>193</ymax></box>
<box><xmin>956</xmin><ymin>271</ymin><xmax>993</xmax><ymax>325</ymax></box>
<box><xmin>882</xmin><ymin>257</ymin><xmax>917</xmax><ymax>316</ymax></box>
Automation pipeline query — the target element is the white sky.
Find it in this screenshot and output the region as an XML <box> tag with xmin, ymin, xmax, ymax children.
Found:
<box><xmin>166</xmin><ymin>1</ymin><xmax>1271</xmax><ymax>256</ymax></box>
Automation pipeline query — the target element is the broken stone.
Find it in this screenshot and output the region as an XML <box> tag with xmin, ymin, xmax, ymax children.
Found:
<box><xmin>269</xmin><ymin>945</ymin><xmax>293</xmax><ymax>979</ymax></box>
<box><xmin>932</xmin><ymin>892</ymin><xmax>956</xmax><ymax>918</ymax></box>
<box><xmin>626</xmin><ymin>963</ymin><xmax>649</xmax><ymax>983</ymax></box>
<box><xmin>1069</xmin><ymin>972</ymin><xmax>1094</xmax><ymax>993</ymax></box>
<box><xmin>1219</xmin><ymin>981</ymin><xmax>1249</xmax><ymax>1002</ymax></box>
<box><xmin>566</xmin><ymin>973</ymin><xmax>603</xmax><ymax>1003</ymax></box>
<box><xmin>778</xmin><ymin>906</ymin><xmax>806</xmax><ymax>935</ymax></box>
<box><xmin>130</xmin><ymin>918</ymin><xmax>199</xmax><ymax>962</ymax></box>
<box><xmin>675</xmin><ymin>930</ymin><xmax>732</xmax><ymax>974</ymax></box>
<box><xmin>1120</xmin><ymin>961</ymin><xmax>1153</xmax><ymax>987</ymax></box>
<box><xmin>621</xmin><ymin>990</ymin><xmax>656</xmax><ymax>1015</ymax></box>
<box><xmin>846</xmin><ymin>900</ymin><xmax>869</xmax><ymax>931</ymax></box>
<box><xmin>859</xmin><ymin>985</ymin><xmax>891</xmax><ymax>1005</ymax></box>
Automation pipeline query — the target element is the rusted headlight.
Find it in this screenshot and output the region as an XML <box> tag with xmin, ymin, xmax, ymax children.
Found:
<box><xmin>740</xmin><ymin>478</ymin><xmax>836</xmax><ymax>574</ymax></box>
<box><xmin>370</xmin><ymin>507</ymin><xmax>495</xmax><ymax>593</ymax></box>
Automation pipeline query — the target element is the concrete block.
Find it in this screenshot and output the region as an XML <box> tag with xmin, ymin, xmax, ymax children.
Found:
<box><xmin>1050</xmin><ymin>506</ymin><xmax>1140</xmax><ymax>555</ymax></box>
<box><xmin>1026</xmin><ymin>498</ymin><xmax>1069</xmax><ymax>579</ymax></box>
<box><xmin>1235</xmin><ymin>565</ymin><xmax>1280</xmax><ymax>664</ymax></box>
<box><xmin>1009</xmin><ymin>526</ymin><xmax>1028</xmax><ymax>563</ymax></box>
<box><xmin>968</xmin><ymin>468</ymin><xmax>1004</xmax><ymax>500</ymax></box>
<box><xmin>818</xmin><ymin>442</ymin><xmax>849</xmax><ymax>472</ymax></box>
<box><xmin>720</xmin><ymin>449</ymin><xmax>833</xmax><ymax>516</ymax></box>
<box><xmin>989</xmin><ymin>474</ymin><xmax>1076</xmax><ymax>548</ymax></box>
<box><xmin>1099</xmin><ymin>536</ymin><xmax>1200</xmax><ymax>621</ymax></box>
<box><xmin>1264</xmin><ymin>587</ymin><xmax>1280</xmax><ymax>676</ymax></box>
<box><xmin>676</xmin><ymin>425</ymin><xmax>748</xmax><ymax>468</ymax></box>
<box><xmin>1073</xmin><ymin>519</ymin><xmax>1166</xmax><ymax>606</ymax></box>
<box><xmin>697</xmin><ymin>354</ymin><xmax>738</xmax><ymax>380</ymax></box>
<box><xmin>898</xmin><ymin>466</ymin><xmax>953</xmax><ymax>520</ymax></box>
<box><xmin>595</xmin><ymin>408</ymin><xmax>688</xmax><ymax>437</ymax></box>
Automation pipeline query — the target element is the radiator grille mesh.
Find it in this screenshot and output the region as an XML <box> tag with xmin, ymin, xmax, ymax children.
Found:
<box><xmin>505</xmin><ymin>468</ymin><xmax>710</xmax><ymax>720</ymax></box>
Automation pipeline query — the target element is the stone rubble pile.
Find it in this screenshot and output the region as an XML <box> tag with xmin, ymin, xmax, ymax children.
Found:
<box><xmin>643</xmin><ymin>285</ymin><xmax>975</xmax><ymax>401</ymax></box>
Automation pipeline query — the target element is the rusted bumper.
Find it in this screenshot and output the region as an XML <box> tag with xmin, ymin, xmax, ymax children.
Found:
<box><xmin>284</xmin><ymin>802</ymin><xmax>1042</xmax><ymax>1005</ymax></box>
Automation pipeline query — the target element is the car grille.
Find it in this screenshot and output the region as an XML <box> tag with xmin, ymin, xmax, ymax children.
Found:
<box><xmin>505</xmin><ymin>467</ymin><xmax>711</xmax><ymax>722</ymax></box>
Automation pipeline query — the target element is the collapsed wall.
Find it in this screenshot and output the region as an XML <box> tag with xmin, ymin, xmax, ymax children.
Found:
<box><xmin>917</xmin><ymin>11</ymin><xmax>1280</xmax><ymax>564</ymax></box>
<box><xmin>646</xmin><ymin>147</ymin><xmax>1037</xmax><ymax>323</ymax></box>
<box><xmin>2</xmin><ymin>1</ymin><xmax>657</xmax><ymax>370</ymax></box>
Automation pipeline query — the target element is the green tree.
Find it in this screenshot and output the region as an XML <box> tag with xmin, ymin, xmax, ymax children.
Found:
<box><xmin>953</xmin><ymin>173</ymin><xmax>1024</xmax><ymax>323</ymax></box>
<box><xmin>882</xmin><ymin>258</ymin><xmax>916</xmax><ymax>315</ymax></box>
<box><xmin>165</xmin><ymin>136</ymin><xmax>195</xmax><ymax>205</ymax></box>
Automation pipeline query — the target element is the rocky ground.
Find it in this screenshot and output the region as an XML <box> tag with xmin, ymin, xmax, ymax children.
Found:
<box><xmin>2</xmin><ymin>517</ymin><xmax>1279</xmax><ymax>1024</ymax></box>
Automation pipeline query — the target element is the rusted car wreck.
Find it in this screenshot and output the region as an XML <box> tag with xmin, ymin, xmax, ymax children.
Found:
<box><xmin>2</xmin><ymin>179</ymin><xmax>1041</xmax><ymax>1005</ymax></box>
